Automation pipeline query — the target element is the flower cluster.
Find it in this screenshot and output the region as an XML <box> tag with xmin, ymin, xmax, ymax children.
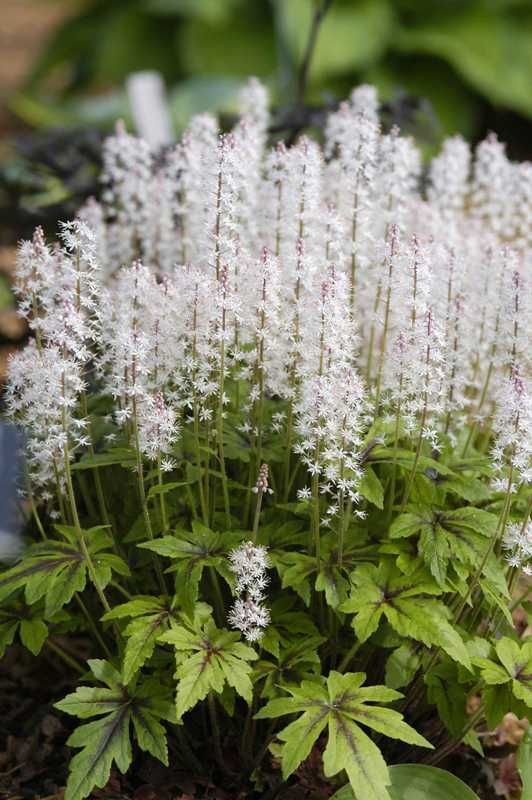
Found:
<box><xmin>502</xmin><ymin>521</ymin><xmax>532</xmax><ymax>575</ymax></box>
<box><xmin>227</xmin><ymin>541</ymin><xmax>270</xmax><ymax>642</ymax></box>
<box><xmin>5</xmin><ymin>78</ymin><xmax>531</xmax><ymax>562</ymax></box>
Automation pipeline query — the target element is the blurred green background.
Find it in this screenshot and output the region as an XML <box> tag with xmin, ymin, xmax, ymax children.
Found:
<box><xmin>2</xmin><ymin>0</ymin><xmax>532</xmax><ymax>245</ymax></box>
<box><xmin>10</xmin><ymin>0</ymin><xmax>532</xmax><ymax>146</ymax></box>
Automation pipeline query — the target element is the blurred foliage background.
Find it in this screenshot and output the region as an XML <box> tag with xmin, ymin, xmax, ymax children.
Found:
<box><xmin>2</xmin><ymin>0</ymin><xmax>532</xmax><ymax>247</ymax></box>
<box><xmin>10</xmin><ymin>0</ymin><xmax>532</xmax><ymax>145</ymax></box>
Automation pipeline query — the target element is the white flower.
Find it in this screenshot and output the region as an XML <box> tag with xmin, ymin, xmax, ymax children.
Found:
<box><xmin>227</xmin><ymin>541</ymin><xmax>270</xmax><ymax>642</ymax></box>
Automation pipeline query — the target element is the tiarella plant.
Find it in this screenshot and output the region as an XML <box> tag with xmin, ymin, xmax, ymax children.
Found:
<box><xmin>1</xmin><ymin>79</ymin><xmax>531</xmax><ymax>800</ymax></box>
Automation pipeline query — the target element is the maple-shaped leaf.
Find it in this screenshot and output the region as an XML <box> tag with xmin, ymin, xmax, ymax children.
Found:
<box><xmin>339</xmin><ymin>563</ymin><xmax>471</xmax><ymax>669</ymax></box>
<box><xmin>102</xmin><ymin>595</ymin><xmax>211</xmax><ymax>684</ymax></box>
<box><xmin>390</xmin><ymin>506</ymin><xmax>499</xmax><ymax>586</ymax></box>
<box><xmin>475</xmin><ymin>637</ymin><xmax>532</xmax><ymax>727</ymax></box>
<box><xmin>255</xmin><ymin>671</ymin><xmax>432</xmax><ymax>800</ymax></box>
<box><xmin>272</xmin><ymin>537</ymin><xmax>370</xmax><ymax>609</ymax></box>
<box><xmin>0</xmin><ymin>526</ymin><xmax>129</xmax><ymax>618</ymax></box>
<box><xmin>55</xmin><ymin>660</ymin><xmax>173</xmax><ymax>800</ymax></box>
<box><xmin>159</xmin><ymin>619</ymin><xmax>258</xmax><ymax>718</ymax></box>
<box><xmin>138</xmin><ymin>521</ymin><xmax>238</xmax><ymax>616</ymax></box>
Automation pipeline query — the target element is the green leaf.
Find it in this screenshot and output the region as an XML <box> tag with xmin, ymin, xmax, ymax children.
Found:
<box><xmin>178</xmin><ymin>8</ymin><xmax>276</xmax><ymax>77</ymax></box>
<box><xmin>368</xmin><ymin>448</ymin><xmax>454</xmax><ymax>477</ymax></box>
<box><xmin>385</xmin><ymin>644</ymin><xmax>421</xmax><ymax>690</ymax></box>
<box><xmin>147</xmin><ymin>479</ymin><xmax>195</xmax><ymax>499</ymax></box>
<box><xmin>56</xmin><ymin>660</ymin><xmax>170</xmax><ymax>800</ymax></box>
<box><xmin>390</xmin><ymin>506</ymin><xmax>499</xmax><ymax>587</ymax></box>
<box><xmin>425</xmin><ymin>665</ymin><xmax>468</xmax><ymax>736</ymax></box>
<box><xmin>332</xmin><ymin>763</ymin><xmax>481</xmax><ymax>800</ymax></box>
<box><xmin>0</xmin><ymin>620</ymin><xmax>18</xmax><ymax>657</ymax></box>
<box><xmin>340</xmin><ymin>564</ymin><xmax>471</xmax><ymax>668</ymax></box>
<box><xmin>474</xmin><ymin>658</ymin><xmax>510</xmax><ymax>685</ymax></box>
<box><xmin>103</xmin><ymin>596</ymin><xmax>196</xmax><ymax>684</ymax></box>
<box><xmin>0</xmin><ymin>539</ymin><xmax>86</xmax><ymax>617</ymax></box>
<box><xmin>160</xmin><ymin>620</ymin><xmax>258</xmax><ymax>718</ymax></box>
<box><xmin>518</xmin><ymin>728</ymin><xmax>532</xmax><ymax>800</ymax></box>
<box><xmin>139</xmin><ymin>526</ymin><xmax>233</xmax><ymax>617</ymax></box>
<box><xmin>19</xmin><ymin>618</ymin><xmax>48</xmax><ymax>655</ymax></box>
<box><xmin>256</xmin><ymin>671</ymin><xmax>431</xmax><ymax>800</ymax></box>
<box><xmin>64</xmin><ymin>710</ymin><xmax>132</xmax><ymax>800</ymax></box>
<box><xmin>71</xmin><ymin>448</ymin><xmax>136</xmax><ymax>470</ymax></box>
<box><xmin>397</xmin><ymin>7</ymin><xmax>532</xmax><ymax>117</ymax></box>
<box><xmin>324</xmin><ymin>711</ymin><xmax>390</xmax><ymax>800</ymax></box>
<box><xmin>479</xmin><ymin>638</ymin><xmax>532</xmax><ymax>716</ymax></box>
<box><xmin>0</xmin><ymin>530</ymin><xmax>125</xmax><ymax>618</ymax></box>
<box><xmin>358</xmin><ymin>467</ymin><xmax>384</xmax><ymax>509</ymax></box>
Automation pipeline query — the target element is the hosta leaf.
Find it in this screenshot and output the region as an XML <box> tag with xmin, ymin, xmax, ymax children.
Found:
<box><xmin>397</xmin><ymin>7</ymin><xmax>532</xmax><ymax>117</ymax></box>
<box><xmin>256</xmin><ymin>671</ymin><xmax>431</xmax><ymax>800</ymax></box>
<box><xmin>332</xmin><ymin>763</ymin><xmax>482</xmax><ymax>800</ymax></box>
<box><xmin>56</xmin><ymin>660</ymin><xmax>170</xmax><ymax>800</ymax></box>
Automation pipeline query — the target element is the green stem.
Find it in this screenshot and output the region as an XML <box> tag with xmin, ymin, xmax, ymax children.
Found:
<box><xmin>424</xmin><ymin>704</ymin><xmax>485</xmax><ymax>766</ymax></box>
<box><xmin>252</xmin><ymin>488</ymin><xmax>265</xmax><ymax>544</ymax></box>
<box><xmin>132</xmin><ymin>400</ymin><xmax>167</xmax><ymax>595</ymax></box>
<box><xmin>156</xmin><ymin>455</ymin><xmax>169</xmax><ymax>533</ymax></box>
<box><xmin>62</xmin><ymin>437</ymin><xmax>112</xmax><ymax>616</ymax></box>
<box><xmin>208</xmin><ymin>693</ymin><xmax>225</xmax><ymax>772</ymax></box>
<box><xmin>46</xmin><ymin>638</ymin><xmax>85</xmax><ymax>675</ymax></box>
<box><xmin>399</xmin><ymin>398</ymin><xmax>427</xmax><ymax>514</ymax></box>
<box><xmin>75</xmin><ymin>594</ymin><xmax>112</xmax><ymax>659</ymax></box>
<box><xmin>455</xmin><ymin>465</ymin><xmax>514</xmax><ymax>626</ymax></box>
<box><xmin>209</xmin><ymin>569</ymin><xmax>225</xmax><ymax>626</ymax></box>
<box><xmin>339</xmin><ymin>639</ymin><xmax>362</xmax><ymax>673</ymax></box>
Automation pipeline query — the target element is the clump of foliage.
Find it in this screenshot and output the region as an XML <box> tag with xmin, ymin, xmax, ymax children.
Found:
<box><xmin>1</xmin><ymin>80</ymin><xmax>531</xmax><ymax>800</ymax></box>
